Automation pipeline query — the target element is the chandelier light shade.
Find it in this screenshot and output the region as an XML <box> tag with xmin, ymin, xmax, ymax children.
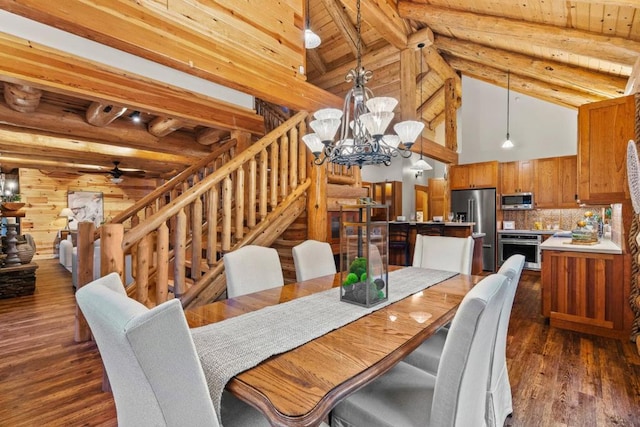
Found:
<box><xmin>304</xmin><ymin>0</ymin><xmax>321</xmax><ymax>49</ymax></box>
<box><xmin>302</xmin><ymin>0</ymin><xmax>423</xmax><ymax>168</ymax></box>
<box><xmin>411</xmin><ymin>43</ymin><xmax>432</xmax><ymax>171</ymax></box>
<box><xmin>502</xmin><ymin>70</ymin><xmax>514</xmax><ymax>149</ymax></box>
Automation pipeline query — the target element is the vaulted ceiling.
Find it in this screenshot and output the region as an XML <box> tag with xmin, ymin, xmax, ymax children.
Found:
<box><xmin>0</xmin><ymin>0</ymin><xmax>637</xmax><ymax>179</ymax></box>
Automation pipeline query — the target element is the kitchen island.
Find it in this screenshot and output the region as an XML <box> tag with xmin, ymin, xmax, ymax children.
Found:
<box><xmin>540</xmin><ymin>237</ymin><xmax>632</xmax><ymax>339</ymax></box>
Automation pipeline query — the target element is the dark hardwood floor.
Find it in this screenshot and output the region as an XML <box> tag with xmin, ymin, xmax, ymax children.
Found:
<box><xmin>1</xmin><ymin>260</ymin><xmax>639</xmax><ymax>426</ymax></box>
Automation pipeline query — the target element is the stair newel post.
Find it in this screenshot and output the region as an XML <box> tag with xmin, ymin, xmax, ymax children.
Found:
<box><xmin>156</xmin><ymin>221</ymin><xmax>170</xmax><ymax>304</ymax></box>
<box><xmin>173</xmin><ymin>209</ymin><xmax>187</xmax><ymax>298</ymax></box>
<box><xmin>74</xmin><ymin>221</ymin><xmax>95</xmax><ymax>343</ymax></box>
<box><xmin>100</xmin><ymin>223</ymin><xmax>125</xmax><ymax>282</ymax></box>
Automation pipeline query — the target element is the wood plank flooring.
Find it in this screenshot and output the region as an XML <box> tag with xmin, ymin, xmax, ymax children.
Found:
<box><xmin>0</xmin><ymin>260</ymin><xmax>638</xmax><ymax>426</ymax></box>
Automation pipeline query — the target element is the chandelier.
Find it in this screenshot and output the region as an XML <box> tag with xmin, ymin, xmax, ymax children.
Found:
<box><xmin>302</xmin><ymin>0</ymin><xmax>424</xmax><ymax>168</ymax></box>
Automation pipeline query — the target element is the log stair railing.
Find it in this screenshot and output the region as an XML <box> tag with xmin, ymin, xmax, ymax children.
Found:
<box><xmin>75</xmin><ymin>112</ymin><xmax>311</xmax><ymax>338</ymax></box>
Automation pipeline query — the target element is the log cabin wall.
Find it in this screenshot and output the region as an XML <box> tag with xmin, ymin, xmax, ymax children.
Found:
<box><xmin>17</xmin><ymin>169</ymin><xmax>157</xmax><ymax>260</ymax></box>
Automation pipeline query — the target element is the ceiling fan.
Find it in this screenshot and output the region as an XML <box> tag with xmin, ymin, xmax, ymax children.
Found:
<box><xmin>79</xmin><ymin>161</ymin><xmax>146</xmax><ymax>183</ymax></box>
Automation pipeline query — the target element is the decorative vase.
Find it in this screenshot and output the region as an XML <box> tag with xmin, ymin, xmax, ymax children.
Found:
<box><xmin>16</xmin><ymin>235</ymin><xmax>35</xmax><ymax>264</ymax></box>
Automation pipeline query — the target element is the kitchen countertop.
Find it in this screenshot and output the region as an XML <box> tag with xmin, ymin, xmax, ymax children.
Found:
<box><xmin>389</xmin><ymin>221</ymin><xmax>476</xmax><ymax>227</ymax></box>
<box><xmin>472</xmin><ymin>232</ymin><xmax>486</xmax><ymax>238</ymax></box>
<box><xmin>497</xmin><ymin>229</ymin><xmax>560</xmax><ymax>235</ymax></box>
<box><xmin>540</xmin><ymin>236</ymin><xmax>622</xmax><ymax>254</ymax></box>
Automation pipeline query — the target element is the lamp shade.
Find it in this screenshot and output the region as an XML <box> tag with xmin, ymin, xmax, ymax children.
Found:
<box><xmin>410</xmin><ymin>158</ymin><xmax>432</xmax><ymax>171</ymax></box>
<box><xmin>502</xmin><ymin>136</ymin><xmax>514</xmax><ymax>149</ymax></box>
<box><xmin>310</xmin><ymin>118</ymin><xmax>341</xmax><ymax>142</ymax></box>
<box><xmin>359</xmin><ymin>112</ymin><xmax>393</xmax><ymax>137</ymax></box>
<box><xmin>59</xmin><ymin>207</ymin><xmax>74</xmax><ymax>218</ymax></box>
<box><xmin>302</xmin><ymin>133</ymin><xmax>325</xmax><ymax>154</ymax></box>
<box><xmin>366</xmin><ymin>97</ymin><xmax>398</xmax><ymax>113</ymax></box>
<box><xmin>304</xmin><ymin>29</ymin><xmax>321</xmax><ymax>49</ymax></box>
<box><xmin>394</xmin><ymin>121</ymin><xmax>424</xmax><ymax>144</ymax></box>
<box><xmin>314</xmin><ymin>108</ymin><xmax>342</xmax><ymax>121</ymax></box>
<box><xmin>383</xmin><ymin>135</ymin><xmax>401</xmax><ymax>149</ymax></box>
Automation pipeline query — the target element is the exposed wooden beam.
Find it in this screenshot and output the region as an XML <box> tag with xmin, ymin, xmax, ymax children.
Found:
<box><xmin>444</xmin><ymin>55</ymin><xmax>609</xmax><ymax>108</ymax></box>
<box><xmin>339</xmin><ymin>0</ymin><xmax>408</xmax><ymax>50</ymax></box>
<box><xmin>196</xmin><ymin>128</ymin><xmax>230</xmax><ymax>146</ymax></box>
<box><xmin>1</xmin><ymin>1</ymin><xmax>344</xmax><ymax>112</ymax></box>
<box><xmin>321</xmin><ymin>0</ymin><xmax>363</xmax><ymax>57</ymax></box>
<box><xmin>574</xmin><ymin>0</ymin><xmax>640</xmax><ymax>6</ymax></box>
<box><xmin>420</xmin><ymin>86</ymin><xmax>444</xmax><ymax>117</ymax></box>
<box><xmin>399</xmin><ymin>48</ymin><xmax>417</xmax><ymax>121</ymax></box>
<box><xmin>398</xmin><ymin>2</ymin><xmax>640</xmax><ymax>68</ymax></box>
<box><xmin>435</xmin><ymin>36</ymin><xmax>627</xmax><ymax>99</ymax></box>
<box><xmin>444</xmin><ymin>78</ymin><xmax>457</xmax><ymax>153</ymax></box>
<box><xmin>0</xmin><ymin>33</ymin><xmax>267</xmax><ymax>135</ymax></box>
<box><xmin>312</xmin><ymin>44</ymin><xmax>399</xmax><ymax>90</ymax></box>
<box><xmin>85</xmin><ymin>102</ymin><xmax>127</xmax><ymax>127</ymax></box>
<box><xmin>407</xmin><ymin>27</ymin><xmax>435</xmax><ymax>49</ymax></box>
<box><xmin>0</xmin><ymin>101</ymin><xmax>211</xmax><ymax>158</ymax></box>
<box><xmin>625</xmin><ymin>55</ymin><xmax>640</xmax><ymax>95</ymax></box>
<box><xmin>147</xmin><ymin>117</ymin><xmax>183</xmax><ymax>137</ymax></box>
<box><xmin>2</xmin><ymin>83</ymin><xmax>42</xmax><ymax>113</ymax></box>
<box><xmin>306</xmin><ymin>48</ymin><xmax>327</xmax><ymax>76</ymax></box>
<box><xmin>0</xmin><ymin>125</ymin><xmax>192</xmax><ymax>169</ymax></box>
<box><xmin>422</xmin><ymin>46</ymin><xmax>461</xmax><ymax>105</ymax></box>
<box><xmin>411</xmin><ymin>137</ymin><xmax>458</xmax><ymax>164</ymax></box>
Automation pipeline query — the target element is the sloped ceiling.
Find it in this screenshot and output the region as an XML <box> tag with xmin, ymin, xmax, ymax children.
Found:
<box><xmin>0</xmin><ymin>0</ymin><xmax>637</xmax><ymax>177</ymax></box>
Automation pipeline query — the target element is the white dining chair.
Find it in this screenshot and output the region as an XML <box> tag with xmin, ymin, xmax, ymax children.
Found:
<box><xmin>331</xmin><ymin>273</ymin><xmax>509</xmax><ymax>427</ymax></box>
<box><xmin>75</xmin><ymin>272</ymin><xmax>271</xmax><ymax>427</ymax></box>
<box><xmin>412</xmin><ymin>234</ymin><xmax>474</xmax><ymax>274</ymax></box>
<box><xmin>292</xmin><ymin>240</ymin><xmax>336</xmax><ymax>282</ymax></box>
<box><xmin>223</xmin><ymin>245</ymin><xmax>284</xmax><ymax>298</ymax></box>
<box><xmin>402</xmin><ymin>254</ymin><xmax>525</xmax><ymax>426</ymax></box>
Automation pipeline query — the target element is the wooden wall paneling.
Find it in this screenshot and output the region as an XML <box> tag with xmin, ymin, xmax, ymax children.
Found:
<box><xmin>18</xmin><ymin>169</ymin><xmax>156</xmax><ymax>259</ymax></box>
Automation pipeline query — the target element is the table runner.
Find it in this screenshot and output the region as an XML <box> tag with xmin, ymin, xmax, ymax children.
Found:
<box><xmin>191</xmin><ymin>267</ymin><xmax>456</xmax><ymax>422</ymax></box>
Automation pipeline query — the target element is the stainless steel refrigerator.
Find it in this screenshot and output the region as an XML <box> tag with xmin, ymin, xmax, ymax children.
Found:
<box><xmin>450</xmin><ymin>188</ymin><xmax>496</xmax><ymax>271</ymax></box>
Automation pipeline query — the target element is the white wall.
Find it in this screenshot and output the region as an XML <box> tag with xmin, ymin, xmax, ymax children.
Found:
<box><xmin>458</xmin><ymin>76</ymin><xmax>578</xmax><ymax>164</ymax></box>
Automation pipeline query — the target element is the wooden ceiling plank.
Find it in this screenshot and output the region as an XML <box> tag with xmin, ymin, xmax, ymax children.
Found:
<box><xmin>306</xmin><ymin>48</ymin><xmax>327</xmax><ymax>76</ymax></box>
<box><xmin>339</xmin><ymin>0</ymin><xmax>408</xmax><ymax>50</ymax></box>
<box><xmin>1</xmin><ymin>0</ymin><xmax>343</xmax><ymax>112</ymax></box>
<box><xmin>444</xmin><ymin>55</ymin><xmax>608</xmax><ymax>108</ymax></box>
<box><xmin>397</xmin><ymin>2</ymin><xmax>640</xmax><ymax>68</ymax></box>
<box><xmin>435</xmin><ymin>35</ymin><xmax>628</xmax><ymax>98</ymax></box>
<box><xmin>423</xmin><ymin>46</ymin><xmax>461</xmax><ymax>104</ymax></box>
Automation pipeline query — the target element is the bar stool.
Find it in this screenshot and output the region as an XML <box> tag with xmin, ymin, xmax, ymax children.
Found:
<box><xmin>388</xmin><ymin>222</ymin><xmax>411</xmax><ymax>266</ymax></box>
<box><xmin>416</xmin><ymin>222</ymin><xmax>445</xmax><ymax>236</ymax></box>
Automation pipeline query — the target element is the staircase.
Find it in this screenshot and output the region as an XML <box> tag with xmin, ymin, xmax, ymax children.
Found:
<box><xmin>78</xmin><ymin>112</ymin><xmax>311</xmax><ymax>310</ymax></box>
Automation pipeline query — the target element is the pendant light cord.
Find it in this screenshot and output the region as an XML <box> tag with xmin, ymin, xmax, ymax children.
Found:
<box><xmin>506</xmin><ymin>70</ymin><xmax>510</xmax><ymax>138</ymax></box>
<box><xmin>418</xmin><ymin>43</ymin><xmax>425</xmax><ymax>161</ymax></box>
<box><xmin>356</xmin><ymin>0</ymin><xmax>362</xmax><ymax>70</ymax></box>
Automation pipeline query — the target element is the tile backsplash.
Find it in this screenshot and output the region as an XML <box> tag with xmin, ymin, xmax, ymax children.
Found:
<box><xmin>502</xmin><ymin>207</ymin><xmax>610</xmax><ymax>231</ymax></box>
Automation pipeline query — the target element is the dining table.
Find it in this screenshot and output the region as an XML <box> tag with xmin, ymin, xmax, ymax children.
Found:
<box><xmin>185</xmin><ymin>266</ymin><xmax>482</xmax><ymax>427</ymax></box>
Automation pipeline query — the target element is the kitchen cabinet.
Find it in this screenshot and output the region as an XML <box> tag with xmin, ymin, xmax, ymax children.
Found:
<box><xmin>427</xmin><ymin>178</ymin><xmax>447</xmax><ymax>219</ymax></box>
<box><xmin>534</xmin><ymin>156</ymin><xmax>577</xmax><ymax>209</ymax></box>
<box><xmin>577</xmin><ymin>95</ymin><xmax>635</xmax><ymax>204</ymax></box>
<box><xmin>542</xmin><ymin>249</ymin><xmax>631</xmax><ymax>339</ymax></box>
<box><xmin>500</xmin><ymin>160</ymin><xmax>534</xmax><ymax>194</ymax></box>
<box><xmin>449</xmin><ymin>161</ymin><xmax>498</xmax><ymax>190</ymax></box>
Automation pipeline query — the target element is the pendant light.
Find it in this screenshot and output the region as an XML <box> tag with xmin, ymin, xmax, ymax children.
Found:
<box><xmin>502</xmin><ymin>70</ymin><xmax>514</xmax><ymax>149</ymax></box>
<box><xmin>410</xmin><ymin>43</ymin><xmax>432</xmax><ymax>171</ymax></box>
<box><xmin>304</xmin><ymin>0</ymin><xmax>321</xmax><ymax>49</ymax></box>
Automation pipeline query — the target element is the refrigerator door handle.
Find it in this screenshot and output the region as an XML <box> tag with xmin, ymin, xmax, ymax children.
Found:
<box><xmin>467</xmin><ymin>199</ymin><xmax>472</xmax><ymax>222</ymax></box>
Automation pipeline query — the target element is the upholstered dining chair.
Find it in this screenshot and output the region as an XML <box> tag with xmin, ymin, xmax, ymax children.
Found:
<box><xmin>292</xmin><ymin>240</ymin><xmax>337</xmax><ymax>282</ymax></box>
<box><xmin>388</xmin><ymin>222</ymin><xmax>411</xmax><ymax>266</ymax></box>
<box><xmin>223</xmin><ymin>245</ymin><xmax>284</xmax><ymax>298</ymax></box>
<box><xmin>412</xmin><ymin>234</ymin><xmax>475</xmax><ymax>275</ymax></box>
<box><xmin>402</xmin><ymin>254</ymin><xmax>525</xmax><ymax>426</ymax></box>
<box><xmin>331</xmin><ymin>273</ymin><xmax>509</xmax><ymax>427</ymax></box>
<box><xmin>75</xmin><ymin>272</ymin><xmax>271</xmax><ymax>427</ymax></box>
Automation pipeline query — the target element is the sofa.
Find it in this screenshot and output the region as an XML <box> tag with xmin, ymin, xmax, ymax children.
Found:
<box><xmin>60</xmin><ymin>237</ymin><xmax>132</xmax><ymax>288</ymax></box>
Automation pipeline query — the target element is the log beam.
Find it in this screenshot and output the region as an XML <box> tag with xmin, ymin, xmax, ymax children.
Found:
<box><xmin>411</xmin><ymin>137</ymin><xmax>458</xmax><ymax>165</ymax></box>
<box><xmin>321</xmin><ymin>0</ymin><xmax>363</xmax><ymax>57</ymax></box>
<box><xmin>147</xmin><ymin>116</ymin><xmax>183</xmax><ymax>137</ymax></box>
<box><xmin>85</xmin><ymin>102</ymin><xmax>127</xmax><ymax>127</ymax></box>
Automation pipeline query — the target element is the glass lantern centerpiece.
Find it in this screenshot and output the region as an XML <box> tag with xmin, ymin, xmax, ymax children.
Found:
<box><xmin>340</xmin><ymin>204</ymin><xmax>389</xmax><ymax>307</ymax></box>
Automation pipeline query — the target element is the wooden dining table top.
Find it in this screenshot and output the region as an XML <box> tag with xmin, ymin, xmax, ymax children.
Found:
<box><xmin>185</xmin><ymin>267</ymin><xmax>482</xmax><ymax>427</ymax></box>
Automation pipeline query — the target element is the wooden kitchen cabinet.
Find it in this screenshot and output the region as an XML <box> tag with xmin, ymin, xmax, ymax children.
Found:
<box><xmin>500</xmin><ymin>160</ymin><xmax>534</xmax><ymax>194</ymax></box>
<box><xmin>534</xmin><ymin>156</ymin><xmax>577</xmax><ymax>209</ymax></box>
<box><xmin>577</xmin><ymin>95</ymin><xmax>635</xmax><ymax>204</ymax></box>
<box><xmin>449</xmin><ymin>161</ymin><xmax>498</xmax><ymax>190</ymax></box>
<box><xmin>364</xmin><ymin>181</ymin><xmax>402</xmax><ymax>220</ymax></box>
<box><xmin>542</xmin><ymin>249</ymin><xmax>631</xmax><ymax>340</ymax></box>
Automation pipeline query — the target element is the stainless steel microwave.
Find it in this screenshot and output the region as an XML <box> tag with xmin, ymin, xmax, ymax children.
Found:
<box><xmin>501</xmin><ymin>192</ymin><xmax>534</xmax><ymax>210</ymax></box>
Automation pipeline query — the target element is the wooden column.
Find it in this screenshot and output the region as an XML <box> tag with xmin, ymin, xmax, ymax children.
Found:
<box><xmin>444</xmin><ymin>78</ymin><xmax>458</xmax><ymax>153</ymax></box>
<box><xmin>100</xmin><ymin>223</ymin><xmax>125</xmax><ymax>279</ymax></box>
<box><xmin>307</xmin><ymin>159</ymin><xmax>327</xmax><ymax>242</ymax></box>
<box><xmin>74</xmin><ymin>221</ymin><xmax>95</xmax><ymax>343</ymax></box>
<box><xmin>399</xmin><ymin>48</ymin><xmax>416</xmax><ymax>121</ymax></box>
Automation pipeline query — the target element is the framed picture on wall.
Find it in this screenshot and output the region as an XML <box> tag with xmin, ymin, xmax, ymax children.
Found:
<box><xmin>68</xmin><ymin>191</ymin><xmax>104</xmax><ymax>229</ymax></box>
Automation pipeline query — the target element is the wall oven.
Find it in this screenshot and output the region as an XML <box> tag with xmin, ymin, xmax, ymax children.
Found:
<box><xmin>498</xmin><ymin>233</ymin><xmax>542</xmax><ymax>270</ymax></box>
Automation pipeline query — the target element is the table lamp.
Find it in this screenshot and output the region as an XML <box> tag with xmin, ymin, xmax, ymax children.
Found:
<box><xmin>59</xmin><ymin>207</ymin><xmax>74</xmax><ymax>230</ymax></box>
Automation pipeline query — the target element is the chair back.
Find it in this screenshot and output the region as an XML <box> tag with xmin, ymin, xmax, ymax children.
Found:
<box><xmin>485</xmin><ymin>254</ymin><xmax>526</xmax><ymax>426</ymax></box>
<box><xmin>292</xmin><ymin>240</ymin><xmax>337</xmax><ymax>282</ymax></box>
<box><xmin>224</xmin><ymin>245</ymin><xmax>284</xmax><ymax>298</ymax></box>
<box><xmin>388</xmin><ymin>222</ymin><xmax>410</xmax><ymax>246</ymax></box>
<box><xmin>75</xmin><ymin>273</ymin><xmax>219</xmax><ymax>427</ymax></box>
<box><xmin>430</xmin><ymin>273</ymin><xmax>509</xmax><ymax>426</ymax></box>
<box><xmin>412</xmin><ymin>234</ymin><xmax>475</xmax><ymax>274</ymax></box>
